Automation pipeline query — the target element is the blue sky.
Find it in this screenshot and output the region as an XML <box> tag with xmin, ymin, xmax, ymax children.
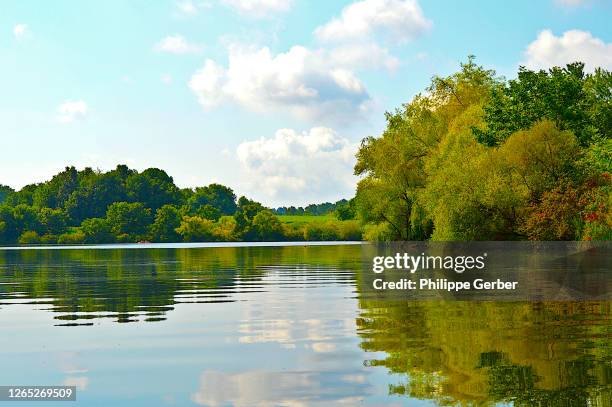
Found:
<box><xmin>1</xmin><ymin>0</ymin><xmax>610</xmax><ymax>206</ymax></box>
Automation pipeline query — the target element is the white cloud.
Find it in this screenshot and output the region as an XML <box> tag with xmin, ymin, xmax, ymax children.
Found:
<box><xmin>13</xmin><ymin>24</ymin><xmax>27</xmax><ymax>39</ymax></box>
<box><xmin>57</xmin><ymin>100</ymin><xmax>88</xmax><ymax>123</ymax></box>
<box><xmin>222</xmin><ymin>0</ymin><xmax>292</xmax><ymax>17</ymax></box>
<box><xmin>189</xmin><ymin>45</ymin><xmax>371</xmax><ymax>121</ymax></box>
<box><xmin>523</xmin><ymin>30</ymin><xmax>612</xmax><ymax>71</ymax></box>
<box><xmin>236</xmin><ymin>127</ymin><xmax>357</xmax><ymax>205</ymax></box>
<box><xmin>154</xmin><ymin>34</ymin><xmax>202</xmax><ymax>54</ymax></box>
<box><xmin>315</xmin><ymin>0</ymin><xmax>431</xmax><ymax>43</ymax></box>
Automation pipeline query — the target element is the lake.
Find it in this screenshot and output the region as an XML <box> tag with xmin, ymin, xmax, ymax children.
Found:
<box><xmin>0</xmin><ymin>243</ymin><xmax>610</xmax><ymax>406</ymax></box>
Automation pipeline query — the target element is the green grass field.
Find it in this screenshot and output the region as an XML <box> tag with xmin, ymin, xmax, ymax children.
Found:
<box><xmin>278</xmin><ymin>214</ymin><xmax>335</xmax><ymax>225</ymax></box>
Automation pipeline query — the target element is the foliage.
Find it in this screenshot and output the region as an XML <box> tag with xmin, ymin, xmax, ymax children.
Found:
<box><xmin>81</xmin><ymin>218</ymin><xmax>114</xmax><ymax>244</ymax></box>
<box><xmin>354</xmin><ymin>58</ymin><xmax>611</xmax><ymax>241</ymax></box>
<box><xmin>251</xmin><ymin>210</ymin><xmax>283</xmax><ymax>241</ymax></box>
<box><xmin>106</xmin><ymin>202</ymin><xmax>152</xmax><ymax>240</ymax></box>
<box><xmin>57</xmin><ymin>231</ymin><xmax>86</xmax><ymax>245</ymax></box>
<box><xmin>474</xmin><ymin>63</ymin><xmax>611</xmax><ymax>147</ymax></box>
<box><xmin>175</xmin><ymin>216</ymin><xmax>216</xmax><ymax>242</ymax></box>
<box><xmin>187</xmin><ymin>184</ymin><xmax>237</xmax><ymax>216</ymax></box>
<box><xmin>18</xmin><ymin>230</ymin><xmax>41</xmax><ymax>245</ymax></box>
<box><xmin>150</xmin><ymin>205</ymin><xmax>181</xmax><ymax>243</ymax></box>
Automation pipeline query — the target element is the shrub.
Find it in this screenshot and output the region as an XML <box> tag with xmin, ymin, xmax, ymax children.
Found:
<box><xmin>39</xmin><ymin>234</ymin><xmax>58</xmax><ymax>244</ymax></box>
<box><xmin>363</xmin><ymin>223</ymin><xmax>393</xmax><ymax>241</ymax></box>
<box><xmin>176</xmin><ymin>216</ymin><xmax>216</xmax><ymax>242</ymax></box>
<box><xmin>338</xmin><ymin>220</ymin><xmax>362</xmax><ymax>240</ymax></box>
<box><xmin>18</xmin><ymin>230</ymin><xmax>41</xmax><ymax>245</ymax></box>
<box><xmin>57</xmin><ymin>232</ymin><xmax>86</xmax><ymax>245</ymax></box>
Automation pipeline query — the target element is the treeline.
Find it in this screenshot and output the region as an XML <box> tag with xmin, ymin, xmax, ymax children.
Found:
<box><xmin>273</xmin><ymin>198</ymin><xmax>357</xmax><ymax>219</ymax></box>
<box><xmin>0</xmin><ymin>166</ymin><xmax>361</xmax><ymax>245</ymax></box>
<box><xmin>355</xmin><ymin>58</ymin><xmax>611</xmax><ymax>241</ymax></box>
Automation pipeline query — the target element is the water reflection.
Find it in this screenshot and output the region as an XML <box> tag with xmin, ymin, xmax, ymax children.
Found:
<box><xmin>0</xmin><ymin>245</ymin><xmax>359</xmax><ymax>324</ymax></box>
<box><xmin>0</xmin><ymin>244</ymin><xmax>610</xmax><ymax>406</ymax></box>
<box><xmin>191</xmin><ymin>370</ymin><xmax>369</xmax><ymax>406</ymax></box>
<box><xmin>357</xmin><ymin>300</ymin><xmax>611</xmax><ymax>406</ymax></box>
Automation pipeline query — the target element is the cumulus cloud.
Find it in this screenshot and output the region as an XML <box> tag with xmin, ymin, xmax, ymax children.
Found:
<box><xmin>189</xmin><ymin>45</ymin><xmax>371</xmax><ymax>121</ymax></box>
<box><xmin>222</xmin><ymin>0</ymin><xmax>292</xmax><ymax>17</ymax></box>
<box><xmin>235</xmin><ymin>127</ymin><xmax>357</xmax><ymax>205</ymax></box>
<box><xmin>315</xmin><ymin>0</ymin><xmax>431</xmax><ymax>43</ymax></box>
<box><xmin>523</xmin><ymin>30</ymin><xmax>612</xmax><ymax>71</ymax></box>
<box><xmin>155</xmin><ymin>34</ymin><xmax>202</xmax><ymax>54</ymax></box>
<box><xmin>57</xmin><ymin>100</ymin><xmax>88</xmax><ymax>123</ymax></box>
<box><xmin>13</xmin><ymin>24</ymin><xmax>27</xmax><ymax>39</ymax></box>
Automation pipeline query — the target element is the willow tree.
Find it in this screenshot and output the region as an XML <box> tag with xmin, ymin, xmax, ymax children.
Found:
<box><xmin>354</xmin><ymin>57</ymin><xmax>498</xmax><ymax>240</ymax></box>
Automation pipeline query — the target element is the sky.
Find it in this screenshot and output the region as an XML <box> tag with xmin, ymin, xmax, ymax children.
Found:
<box><xmin>1</xmin><ymin>0</ymin><xmax>611</xmax><ymax>207</ymax></box>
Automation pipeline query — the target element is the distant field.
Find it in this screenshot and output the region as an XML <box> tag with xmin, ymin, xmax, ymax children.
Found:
<box><xmin>278</xmin><ymin>214</ymin><xmax>335</xmax><ymax>225</ymax></box>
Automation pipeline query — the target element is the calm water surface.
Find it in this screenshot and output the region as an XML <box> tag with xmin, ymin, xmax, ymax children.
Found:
<box><xmin>0</xmin><ymin>243</ymin><xmax>609</xmax><ymax>406</ymax></box>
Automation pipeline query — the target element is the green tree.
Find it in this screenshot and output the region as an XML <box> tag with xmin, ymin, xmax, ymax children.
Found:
<box><xmin>355</xmin><ymin>57</ymin><xmax>497</xmax><ymax>240</ymax></box>
<box><xmin>335</xmin><ymin>199</ymin><xmax>356</xmax><ymax>220</ymax></box>
<box><xmin>13</xmin><ymin>204</ymin><xmax>41</xmax><ymax>235</ymax></box>
<box><xmin>65</xmin><ymin>169</ymin><xmax>128</xmax><ymax>224</ymax></box>
<box><xmin>0</xmin><ymin>205</ymin><xmax>18</xmax><ymax>244</ymax></box>
<box><xmin>38</xmin><ymin>208</ymin><xmax>67</xmax><ymax>235</ymax></box>
<box><xmin>150</xmin><ymin>205</ymin><xmax>182</xmax><ymax>242</ymax></box>
<box><xmin>251</xmin><ymin>210</ymin><xmax>283</xmax><ymax>241</ymax></box>
<box><xmin>474</xmin><ymin>63</ymin><xmax>611</xmax><ymax>147</ymax></box>
<box><xmin>175</xmin><ymin>216</ymin><xmax>216</xmax><ymax>242</ymax></box>
<box><xmin>187</xmin><ymin>184</ymin><xmax>237</xmax><ymax>216</ymax></box>
<box><xmin>81</xmin><ymin>218</ymin><xmax>115</xmax><ymax>244</ymax></box>
<box><xmin>233</xmin><ymin>196</ymin><xmax>266</xmax><ymax>239</ymax></box>
<box><xmin>106</xmin><ymin>202</ymin><xmax>152</xmax><ymax>240</ymax></box>
<box><xmin>18</xmin><ymin>230</ymin><xmax>41</xmax><ymax>245</ymax></box>
<box><xmin>126</xmin><ymin>168</ymin><xmax>180</xmax><ymax>212</ymax></box>
<box><xmin>0</xmin><ymin>185</ymin><xmax>13</xmax><ymax>204</ymax></box>
<box><xmin>213</xmin><ymin>216</ymin><xmax>237</xmax><ymax>241</ymax></box>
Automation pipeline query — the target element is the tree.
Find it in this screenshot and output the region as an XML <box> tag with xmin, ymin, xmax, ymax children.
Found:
<box><xmin>18</xmin><ymin>230</ymin><xmax>41</xmax><ymax>245</ymax></box>
<box><xmin>499</xmin><ymin>120</ymin><xmax>579</xmax><ymax>199</ymax></box>
<box><xmin>233</xmin><ymin>196</ymin><xmax>266</xmax><ymax>239</ymax></box>
<box><xmin>251</xmin><ymin>210</ymin><xmax>283</xmax><ymax>241</ymax></box>
<box><xmin>474</xmin><ymin>63</ymin><xmax>610</xmax><ymax>147</ymax></box>
<box><xmin>38</xmin><ymin>208</ymin><xmax>67</xmax><ymax>235</ymax></box>
<box><xmin>65</xmin><ymin>170</ymin><xmax>128</xmax><ymax>223</ymax></box>
<box><xmin>335</xmin><ymin>199</ymin><xmax>356</xmax><ymax>220</ymax></box>
<box><xmin>150</xmin><ymin>205</ymin><xmax>181</xmax><ymax>242</ymax></box>
<box><xmin>81</xmin><ymin>218</ymin><xmax>115</xmax><ymax>244</ymax></box>
<box><xmin>355</xmin><ymin>57</ymin><xmax>497</xmax><ymax>240</ymax></box>
<box><xmin>0</xmin><ymin>205</ymin><xmax>17</xmax><ymax>244</ymax></box>
<box><xmin>175</xmin><ymin>216</ymin><xmax>216</xmax><ymax>242</ymax></box>
<box><xmin>32</xmin><ymin>166</ymin><xmax>79</xmax><ymax>209</ymax></box>
<box><xmin>0</xmin><ymin>185</ymin><xmax>13</xmax><ymax>204</ymax></box>
<box><xmin>106</xmin><ymin>202</ymin><xmax>152</xmax><ymax>240</ymax></box>
<box><xmin>126</xmin><ymin>168</ymin><xmax>180</xmax><ymax>212</ymax></box>
<box><xmin>187</xmin><ymin>184</ymin><xmax>237</xmax><ymax>216</ymax></box>
<box><xmin>12</xmin><ymin>204</ymin><xmax>41</xmax><ymax>235</ymax></box>
<box><xmin>213</xmin><ymin>216</ymin><xmax>237</xmax><ymax>241</ymax></box>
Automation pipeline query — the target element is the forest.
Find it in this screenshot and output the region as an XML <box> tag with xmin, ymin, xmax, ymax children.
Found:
<box><xmin>355</xmin><ymin>58</ymin><xmax>610</xmax><ymax>241</ymax></box>
<box><xmin>0</xmin><ymin>58</ymin><xmax>609</xmax><ymax>244</ymax></box>
<box><xmin>0</xmin><ymin>165</ymin><xmax>360</xmax><ymax>244</ymax></box>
